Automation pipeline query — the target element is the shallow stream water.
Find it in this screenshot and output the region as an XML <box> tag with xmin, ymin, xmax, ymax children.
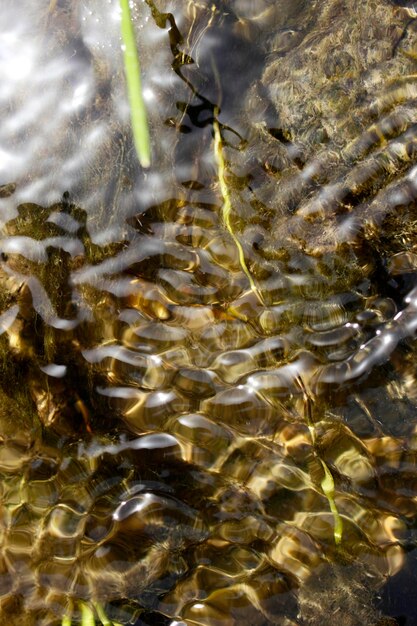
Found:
<box><xmin>2</xmin><ymin>1</ymin><xmax>417</xmax><ymax>624</ymax></box>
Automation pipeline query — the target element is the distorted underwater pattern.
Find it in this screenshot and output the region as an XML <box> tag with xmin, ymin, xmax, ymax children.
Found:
<box><xmin>2</xmin><ymin>1</ymin><xmax>417</xmax><ymax>625</ymax></box>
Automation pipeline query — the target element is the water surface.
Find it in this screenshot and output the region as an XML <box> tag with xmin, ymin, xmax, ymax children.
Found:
<box><xmin>1</xmin><ymin>1</ymin><xmax>417</xmax><ymax>624</ymax></box>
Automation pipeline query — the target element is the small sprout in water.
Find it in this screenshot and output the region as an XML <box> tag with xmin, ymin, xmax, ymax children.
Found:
<box><xmin>320</xmin><ymin>459</ymin><xmax>343</xmax><ymax>545</ymax></box>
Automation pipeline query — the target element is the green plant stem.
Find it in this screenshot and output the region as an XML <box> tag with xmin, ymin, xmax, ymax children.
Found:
<box><xmin>213</xmin><ymin>108</ymin><xmax>264</xmax><ymax>305</ymax></box>
<box><xmin>94</xmin><ymin>602</ymin><xmax>111</xmax><ymax>626</ymax></box>
<box><xmin>297</xmin><ymin>377</ymin><xmax>343</xmax><ymax>545</ymax></box>
<box><xmin>119</xmin><ymin>0</ymin><xmax>151</xmax><ymax>168</ymax></box>
<box><xmin>80</xmin><ymin>601</ymin><xmax>95</xmax><ymax>626</ymax></box>
<box><xmin>320</xmin><ymin>458</ymin><xmax>343</xmax><ymax>544</ymax></box>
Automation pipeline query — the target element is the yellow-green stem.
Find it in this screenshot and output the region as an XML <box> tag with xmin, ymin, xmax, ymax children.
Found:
<box><xmin>94</xmin><ymin>602</ymin><xmax>111</xmax><ymax>626</ymax></box>
<box><xmin>320</xmin><ymin>458</ymin><xmax>343</xmax><ymax>544</ymax></box>
<box><xmin>80</xmin><ymin>601</ymin><xmax>95</xmax><ymax>626</ymax></box>
<box><xmin>213</xmin><ymin>109</ymin><xmax>264</xmax><ymax>305</ymax></box>
<box><xmin>119</xmin><ymin>0</ymin><xmax>151</xmax><ymax>168</ymax></box>
<box><xmin>298</xmin><ymin>378</ymin><xmax>343</xmax><ymax>545</ymax></box>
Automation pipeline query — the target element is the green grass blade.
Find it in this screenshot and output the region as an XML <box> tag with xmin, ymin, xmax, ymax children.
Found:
<box><xmin>79</xmin><ymin>601</ymin><xmax>96</xmax><ymax>626</ymax></box>
<box><xmin>119</xmin><ymin>0</ymin><xmax>151</xmax><ymax>168</ymax></box>
<box><xmin>93</xmin><ymin>602</ymin><xmax>111</xmax><ymax>626</ymax></box>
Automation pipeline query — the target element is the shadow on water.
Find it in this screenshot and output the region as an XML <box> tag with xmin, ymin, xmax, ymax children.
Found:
<box><xmin>379</xmin><ymin>547</ymin><xmax>417</xmax><ymax>625</ymax></box>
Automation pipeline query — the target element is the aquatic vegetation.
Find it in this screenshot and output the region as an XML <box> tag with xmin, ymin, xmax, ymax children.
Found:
<box><xmin>119</xmin><ymin>0</ymin><xmax>151</xmax><ymax>168</ymax></box>
<box><xmin>61</xmin><ymin>601</ymin><xmax>122</xmax><ymax>626</ymax></box>
<box><xmin>296</xmin><ymin>377</ymin><xmax>343</xmax><ymax>546</ymax></box>
<box><xmin>213</xmin><ymin>107</ymin><xmax>265</xmax><ymax>307</ymax></box>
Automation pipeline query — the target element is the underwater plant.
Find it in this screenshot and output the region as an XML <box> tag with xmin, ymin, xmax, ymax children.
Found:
<box><xmin>61</xmin><ymin>601</ymin><xmax>122</xmax><ymax>626</ymax></box>
<box><xmin>213</xmin><ymin>107</ymin><xmax>265</xmax><ymax>306</ymax></box>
